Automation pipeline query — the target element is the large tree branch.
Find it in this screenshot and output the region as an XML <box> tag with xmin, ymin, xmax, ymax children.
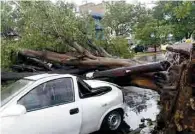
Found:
<box><xmin>19</xmin><ymin>49</ymin><xmax>133</xmax><ymax>68</ymax></box>
<box><xmin>87</xmin><ymin>39</ymin><xmax>112</xmax><ymax>57</ymax></box>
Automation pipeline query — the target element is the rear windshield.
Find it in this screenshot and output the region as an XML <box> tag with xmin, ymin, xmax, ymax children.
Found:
<box><xmin>1</xmin><ymin>79</ymin><xmax>33</xmax><ymax>107</ymax></box>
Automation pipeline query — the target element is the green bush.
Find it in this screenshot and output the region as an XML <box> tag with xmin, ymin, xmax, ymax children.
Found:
<box><xmin>96</xmin><ymin>37</ymin><xmax>133</xmax><ymax>58</ymax></box>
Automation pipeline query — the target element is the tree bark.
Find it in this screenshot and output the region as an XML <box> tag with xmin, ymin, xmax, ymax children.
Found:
<box><xmin>87</xmin><ymin>39</ymin><xmax>112</xmax><ymax>57</ymax></box>
<box><xmin>19</xmin><ymin>49</ymin><xmax>134</xmax><ymax>68</ymax></box>
<box><xmin>166</xmin><ymin>42</ymin><xmax>192</xmax><ymax>58</ymax></box>
<box><xmin>154</xmin><ymin>44</ymin><xmax>157</xmax><ymax>52</ymax></box>
<box><xmin>92</xmin><ymin>61</ymin><xmax>170</xmax><ymax>78</ymax></box>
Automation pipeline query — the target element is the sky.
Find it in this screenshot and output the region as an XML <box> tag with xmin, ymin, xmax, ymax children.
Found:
<box><xmin>51</xmin><ymin>0</ymin><xmax>157</xmax><ymax>8</ymax></box>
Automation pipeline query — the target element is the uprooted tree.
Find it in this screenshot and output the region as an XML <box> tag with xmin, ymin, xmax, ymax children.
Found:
<box><xmin>90</xmin><ymin>43</ymin><xmax>195</xmax><ymax>133</ymax></box>
<box><xmin>156</xmin><ymin>43</ymin><xmax>195</xmax><ymax>133</ymax></box>
<box><xmin>125</xmin><ymin>43</ymin><xmax>195</xmax><ymax>133</ymax></box>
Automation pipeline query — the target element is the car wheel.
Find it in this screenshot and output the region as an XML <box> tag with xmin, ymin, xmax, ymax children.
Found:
<box><xmin>101</xmin><ymin>110</ymin><xmax>123</xmax><ymax>131</ymax></box>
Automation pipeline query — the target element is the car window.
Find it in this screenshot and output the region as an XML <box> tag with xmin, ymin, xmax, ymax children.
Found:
<box><xmin>18</xmin><ymin>78</ymin><xmax>74</xmax><ymax>112</ymax></box>
<box><xmin>1</xmin><ymin>79</ymin><xmax>34</xmax><ymax>107</ymax></box>
<box><xmin>77</xmin><ymin>78</ymin><xmax>92</xmax><ymax>98</ymax></box>
<box><xmin>77</xmin><ymin>80</ymin><xmax>90</xmax><ymax>97</ymax></box>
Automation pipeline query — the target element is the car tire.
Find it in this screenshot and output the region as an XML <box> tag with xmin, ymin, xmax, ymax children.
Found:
<box><xmin>101</xmin><ymin>110</ymin><xmax>123</xmax><ymax>132</ymax></box>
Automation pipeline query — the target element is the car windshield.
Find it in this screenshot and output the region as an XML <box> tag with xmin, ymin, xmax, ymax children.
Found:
<box><xmin>1</xmin><ymin>79</ymin><xmax>33</xmax><ymax>107</ymax></box>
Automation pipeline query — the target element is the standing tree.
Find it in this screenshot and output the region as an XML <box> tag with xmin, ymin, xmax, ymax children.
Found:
<box><xmin>153</xmin><ymin>1</ymin><xmax>195</xmax><ymax>41</ymax></box>
<box><xmin>103</xmin><ymin>2</ymin><xmax>134</xmax><ymax>36</ymax></box>
<box><xmin>134</xmin><ymin>18</ymin><xmax>173</xmax><ymax>52</ymax></box>
<box><xmin>103</xmin><ymin>2</ymin><xmax>149</xmax><ymax>37</ymax></box>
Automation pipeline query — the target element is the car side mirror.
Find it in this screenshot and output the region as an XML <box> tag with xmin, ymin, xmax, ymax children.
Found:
<box><xmin>1</xmin><ymin>104</ymin><xmax>26</xmax><ymax>117</ymax></box>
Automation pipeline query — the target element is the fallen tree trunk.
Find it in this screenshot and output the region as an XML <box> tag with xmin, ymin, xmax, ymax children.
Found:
<box><xmin>11</xmin><ymin>64</ymin><xmax>47</xmax><ymax>72</ymax></box>
<box><xmin>92</xmin><ymin>61</ymin><xmax>170</xmax><ymax>78</ymax></box>
<box><xmin>19</xmin><ymin>50</ymin><xmax>73</xmax><ymax>62</ymax></box>
<box><xmin>1</xmin><ymin>72</ymin><xmax>40</xmax><ymax>81</ymax></box>
<box><xmin>153</xmin><ymin>43</ymin><xmax>195</xmax><ymax>133</ymax></box>
<box><xmin>18</xmin><ymin>49</ymin><xmax>136</xmax><ymax>68</ymax></box>
<box><xmin>26</xmin><ymin>57</ymin><xmax>53</xmax><ymax>71</ymax></box>
<box><xmin>87</xmin><ymin>39</ymin><xmax>112</xmax><ymax>57</ymax></box>
<box><xmin>1</xmin><ymin>68</ymin><xmax>91</xmax><ymax>81</ymax></box>
<box><xmin>130</xmin><ymin>76</ymin><xmax>160</xmax><ymax>91</ymax></box>
<box><xmin>166</xmin><ymin>43</ymin><xmax>192</xmax><ymax>57</ymax></box>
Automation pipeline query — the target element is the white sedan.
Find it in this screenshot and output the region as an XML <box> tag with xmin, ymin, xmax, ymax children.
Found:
<box><xmin>1</xmin><ymin>74</ymin><xmax>125</xmax><ymax>134</ymax></box>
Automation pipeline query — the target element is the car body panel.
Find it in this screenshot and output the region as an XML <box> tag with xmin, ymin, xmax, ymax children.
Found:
<box><xmin>1</xmin><ymin>74</ymin><xmax>125</xmax><ymax>134</ymax></box>
<box><xmin>80</xmin><ymin>80</ymin><xmax>124</xmax><ymax>133</ymax></box>
<box><xmin>1</xmin><ymin>102</ymin><xmax>82</xmax><ymax>134</ymax></box>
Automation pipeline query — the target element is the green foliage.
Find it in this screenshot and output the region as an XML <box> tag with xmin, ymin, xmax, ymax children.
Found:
<box><xmin>109</xmin><ymin>37</ymin><xmax>133</xmax><ymax>58</ymax></box>
<box><xmin>103</xmin><ymin>2</ymin><xmax>133</xmax><ymax>36</ymax></box>
<box><xmin>1</xmin><ymin>1</ymin><xmax>18</xmax><ymax>32</ymax></box>
<box><xmin>134</xmin><ymin>1</ymin><xmax>195</xmax><ymax>45</ymax></box>
<box><xmin>96</xmin><ymin>37</ymin><xmax>133</xmax><ymax>58</ymax></box>
<box><xmin>103</xmin><ymin>2</ymin><xmax>149</xmax><ymax>36</ymax></box>
<box><xmin>18</xmin><ymin>1</ymin><xmax>95</xmax><ymax>48</ymax></box>
<box><xmin>1</xmin><ymin>1</ymin><xmax>96</xmax><ymax>48</ymax></box>
<box><xmin>2</xmin><ymin>0</ymin><xmax>194</xmax><ymax>69</ymax></box>
<box><xmin>134</xmin><ymin>19</ymin><xmax>173</xmax><ymax>45</ymax></box>
<box><xmin>1</xmin><ymin>40</ymin><xmax>20</xmax><ymax>69</ymax></box>
<box><xmin>1</xmin><ymin>1</ymin><xmax>97</xmax><ymax>68</ymax></box>
<box><xmin>153</xmin><ymin>1</ymin><xmax>195</xmax><ymax>40</ymax></box>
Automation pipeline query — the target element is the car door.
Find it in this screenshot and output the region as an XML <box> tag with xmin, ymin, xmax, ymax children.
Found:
<box><xmin>13</xmin><ymin>77</ymin><xmax>81</xmax><ymax>134</ymax></box>
<box><xmin>80</xmin><ymin>96</ymin><xmax>112</xmax><ymax>133</ymax></box>
<box><xmin>77</xmin><ymin>79</ymin><xmax>113</xmax><ymax>134</ymax></box>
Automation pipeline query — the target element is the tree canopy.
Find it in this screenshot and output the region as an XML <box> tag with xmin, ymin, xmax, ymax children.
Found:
<box><xmin>1</xmin><ymin>1</ymin><xmax>195</xmax><ymax>68</ymax></box>
<box><xmin>129</xmin><ymin>1</ymin><xmax>195</xmax><ymax>46</ymax></box>
<box><xmin>1</xmin><ymin>1</ymin><xmax>133</xmax><ymax>68</ymax></box>
<box><xmin>103</xmin><ymin>2</ymin><xmax>149</xmax><ymax>37</ymax></box>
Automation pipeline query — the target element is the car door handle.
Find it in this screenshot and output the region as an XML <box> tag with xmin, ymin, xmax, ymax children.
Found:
<box><xmin>69</xmin><ymin>108</ymin><xmax>79</xmax><ymax>115</ymax></box>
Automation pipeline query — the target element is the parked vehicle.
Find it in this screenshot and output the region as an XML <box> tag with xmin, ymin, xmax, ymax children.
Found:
<box><xmin>1</xmin><ymin>74</ymin><xmax>125</xmax><ymax>134</ymax></box>
<box><xmin>130</xmin><ymin>44</ymin><xmax>146</xmax><ymax>53</ymax></box>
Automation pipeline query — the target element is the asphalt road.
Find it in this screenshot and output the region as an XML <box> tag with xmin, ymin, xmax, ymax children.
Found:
<box><xmin>134</xmin><ymin>53</ymin><xmax>165</xmax><ymax>62</ymax></box>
